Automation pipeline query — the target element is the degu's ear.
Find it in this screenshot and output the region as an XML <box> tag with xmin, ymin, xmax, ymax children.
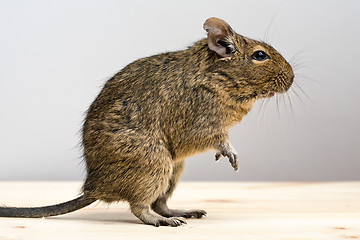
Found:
<box><xmin>203</xmin><ymin>17</ymin><xmax>236</xmax><ymax>58</ymax></box>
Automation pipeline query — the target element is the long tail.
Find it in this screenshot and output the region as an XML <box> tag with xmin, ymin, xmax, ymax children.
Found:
<box><xmin>0</xmin><ymin>194</ymin><xmax>96</xmax><ymax>218</ymax></box>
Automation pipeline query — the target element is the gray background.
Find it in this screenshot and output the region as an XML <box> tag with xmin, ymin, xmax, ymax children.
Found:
<box><xmin>0</xmin><ymin>0</ymin><xmax>359</xmax><ymax>181</ymax></box>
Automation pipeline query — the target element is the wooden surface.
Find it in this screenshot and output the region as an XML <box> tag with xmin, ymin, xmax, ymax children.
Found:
<box><xmin>0</xmin><ymin>182</ymin><xmax>359</xmax><ymax>240</ymax></box>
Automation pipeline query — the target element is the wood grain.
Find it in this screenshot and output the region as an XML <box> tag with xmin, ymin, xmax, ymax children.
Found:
<box><xmin>0</xmin><ymin>182</ymin><xmax>359</xmax><ymax>240</ymax></box>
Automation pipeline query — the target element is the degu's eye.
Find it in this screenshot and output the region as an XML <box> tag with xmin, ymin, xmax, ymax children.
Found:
<box><xmin>251</xmin><ymin>50</ymin><xmax>270</xmax><ymax>61</ymax></box>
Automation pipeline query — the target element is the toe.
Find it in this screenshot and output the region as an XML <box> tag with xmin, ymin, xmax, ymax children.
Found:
<box><xmin>195</xmin><ymin>210</ymin><xmax>207</xmax><ymax>218</ymax></box>
<box><xmin>159</xmin><ymin>217</ymin><xmax>186</xmax><ymax>227</ymax></box>
<box><xmin>169</xmin><ymin>217</ymin><xmax>186</xmax><ymax>227</ymax></box>
<box><xmin>184</xmin><ymin>210</ymin><xmax>207</xmax><ymax>218</ymax></box>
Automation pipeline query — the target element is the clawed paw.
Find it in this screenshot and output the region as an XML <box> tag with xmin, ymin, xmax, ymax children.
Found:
<box><xmin>215</xmin><ymin>149</ymin><xmax>239</xmax><ymax>171</ymax></box>
<box><xmin>153</xmin><ymin>217</ymin><xmax>187</xmax><ymax>227</ymax></box>
<box><xmin>181</xmin><ymin>210</ymin><xmax>207</xmax><ymax>219</ymax></box>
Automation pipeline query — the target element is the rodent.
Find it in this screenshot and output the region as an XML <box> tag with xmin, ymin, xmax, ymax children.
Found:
<box><xmin>0</xmin><ymin>17</ymin><xmax>294</xmax><ymax>227</ymax></box>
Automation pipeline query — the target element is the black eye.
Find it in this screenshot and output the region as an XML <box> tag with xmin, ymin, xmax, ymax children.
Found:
<box><xmin>251</xmin><ymin>50</ymin><xmax>269</xmax><ymax>61</ymax></box>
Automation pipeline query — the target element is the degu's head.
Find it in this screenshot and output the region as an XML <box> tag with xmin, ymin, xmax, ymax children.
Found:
<box><xmin>203</xmin><ymin>17</ymin><xmax>294</xmax><ymax>100</ymax></box>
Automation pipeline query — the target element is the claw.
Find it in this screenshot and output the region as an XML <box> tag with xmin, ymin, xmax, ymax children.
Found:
<box><xmin>215</xmin><ymin>142</ymin><xmax>239</xmax><ymax>171</ymax></box>
<box><xmin>229</xmin><ymin>154</ymin><xmax>239</xmax><ymax>171</ymax></box>
<box><xmin>215</xmin><ymin>152</ymin><xmax>221</xmax><ymax>161</ymax></box>
<box><xmin>179</xmin><ymin>219</ymin><xmax>187</xmax><ymax>224</ymax></box>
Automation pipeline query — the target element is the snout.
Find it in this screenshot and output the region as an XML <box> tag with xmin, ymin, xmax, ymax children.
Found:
<box><xmin>275</xmin><ymin>67</ymin><xmax>294</xmax><ymax>93</ymax></box>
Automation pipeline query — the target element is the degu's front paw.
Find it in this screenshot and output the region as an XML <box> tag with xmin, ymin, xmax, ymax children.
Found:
<box><xmin>215</xmin><ymin>143</ymin><xmax>239</xmax><ymax>171</ymax></box>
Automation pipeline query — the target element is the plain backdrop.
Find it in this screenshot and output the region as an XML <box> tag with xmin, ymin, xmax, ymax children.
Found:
<box><xmin>0</xmin><ymin>0</ymin><xmax>359</xmax><ymax>181</ymax></box>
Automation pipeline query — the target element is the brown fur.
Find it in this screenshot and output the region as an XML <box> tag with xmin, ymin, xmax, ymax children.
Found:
<box><xmin>81</xmin><ymin>17</ymin><xmax>293</xmax><ymax>226</ymax></box>
<box><xmin>0</xmin><ymin>17</ymin><xmax>294</xmax><ymax>227</ymax></box>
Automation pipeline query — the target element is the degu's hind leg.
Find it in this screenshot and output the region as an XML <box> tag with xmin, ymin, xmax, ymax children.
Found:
<box><xmin>129</xmin><ymin>154</ymin><xmax>186</xmax><ymax>227</ymax></box>
<box><xmin>151</xmin><ymin>160</ymin><xmax>207</xmax><ymax>219</ymax></box>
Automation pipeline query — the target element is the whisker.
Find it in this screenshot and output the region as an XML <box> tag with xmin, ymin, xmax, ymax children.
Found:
<box><xmin>258</xmin><ymin>98</ymin><xmax>266</xmax><ymax>114</ymax></box>
<box><xmin>280</xmin><ymin>92</ymin><xmax>286</xmax><ymax>114</ymax></box>
<box><xmin>292</xmin><ymin>61</ymin><xmax>318</xmax><ymax>73</ymax></box>
<box><xmin>289</xmin><ymin>49</ymin><xmax>310</xmax><ymax>64</ymax></box>
<box><xmin>276</xmin><ymin>93</ymin><xmax>280</xmax><ymax>118</ymax></box>
<box><xmin>286</xmin><ymin>91</ymin><xmax>296</xmax><ymax>122</ymax></box>
<box><xmin>295</xmin><ymin>73</ymin><xmax>321</xmax><ymax>86</ymax></box>
<box><xmin>263</xmin><ymin>5</ymin><xmax>283</xmax><ymax>43</ymax></box>
<box><xmin>292</xmin><ymin>63</ymin><xmax>312</xmax><ymax>72</ymax></box>
<box><xmin>289</xmin><ymin>49</ymin><xmax>316</xmax><ymax>63</ymax></box>
<box><xmin>258</xmin><ymin>97</ymin><xmax>271</xmax><ymax>129</ymax></box>
<box><xmin>264</xmin><ymin>15</ymin><xmax>276</xmax><ymax>43</ymax></box>
<box><xmin>293</xmin><ymin>81</ymin><xmax>314</xmax><ymax>105</ymax></box>
<box><xmin>289</xmin><ymin>86</ymin><xmax>303</xmax><ymax>103</ymax></box>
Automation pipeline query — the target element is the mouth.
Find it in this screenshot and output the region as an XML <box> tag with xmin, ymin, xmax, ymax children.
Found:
<box><xmin>266</xmin><ymin>92</ymin><xmax>275</xmax><ymax>98</ymax></box>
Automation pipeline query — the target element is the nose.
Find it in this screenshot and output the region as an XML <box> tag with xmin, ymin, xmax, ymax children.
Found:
<box><xmin>288</xmin><ymin>71</ymin><xmax>294</xmax><ymax>85</ymax></box>
<box><xmin>286</xmin><ymin>62</ymin><xmax>295</xmax><ymax>86</ymax></box>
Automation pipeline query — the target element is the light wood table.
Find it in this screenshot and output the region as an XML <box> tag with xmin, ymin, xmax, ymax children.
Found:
<box><xmin>0</xmin><ymin>182</ymin><xmax>359</xmax><ymax>240</ymax></box>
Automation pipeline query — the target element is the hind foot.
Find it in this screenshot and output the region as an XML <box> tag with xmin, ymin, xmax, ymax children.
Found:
<box><xmin>131</xmin><ymin>205</ymin><xmax>186</xmax><ymax>227</ymax></box>
<box><xmin>152</xmin><ymin>200</ymin><xmax>206</xmax><ymax>218</ymax></box>
<box><xmin>165</xmin><ymin>209</ymin><xmax>207</xmax><ymax>218</ymax></box>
